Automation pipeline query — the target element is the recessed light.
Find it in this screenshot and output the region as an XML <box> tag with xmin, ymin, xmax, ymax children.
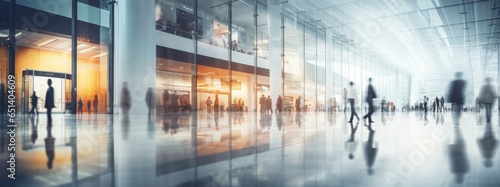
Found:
<box><xmin>159</xmin><ymin>63</ymin><xmax>163</xmax><ymax>65</ymax></box>
<box><xmin>92</xmin><ymin>53</ymin><xmax>108</xmax><ymax>58</ymax></box>
<box><xmin>180</xmin><ymin>67</ymin><xmax>184</xmax><ymax>69</ymax></box>
<box><xmin>37</xmin><ymin>38</ymin><xmax>57</xmax><ymax>47</ymax></box>
<box><xmin>79</xmin><ymin>46</ymin><xmax>97</xmax><ymax>53</ymax></box>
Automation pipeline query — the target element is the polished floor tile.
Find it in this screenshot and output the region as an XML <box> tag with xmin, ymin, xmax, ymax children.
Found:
<box><xmin>0</xmin><ymin>110</ymin><xmax>499</xmax><ymax>186</ymax></box>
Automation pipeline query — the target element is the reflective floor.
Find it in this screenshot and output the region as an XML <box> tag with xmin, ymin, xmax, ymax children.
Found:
<box><xmin>0</xmin><ymin>110</ymin><xmax>499</xmax><ymax>187</ymax></box>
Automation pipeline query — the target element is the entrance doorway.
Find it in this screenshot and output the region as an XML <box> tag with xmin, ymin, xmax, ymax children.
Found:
<box><xmin>22</xmin><ymin>70</ymin><xmax>71</xmax><ymax>113</ymax></box>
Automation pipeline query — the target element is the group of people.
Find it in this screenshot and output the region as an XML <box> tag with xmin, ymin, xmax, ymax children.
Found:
<box><xmin>162</xmin><ymin>90</ymin><xmax>192</xmax><ymax>113</ymax></box>
<box><xmin>346</xmin><ymin>78</ymin><xmax>378</xmax><ymax>123</ymax></box>
<box><xmin>28</xmin><ymin>84</ymin><xmax>99</xmax><ymax>117</ymax></box>
<box><xmin>259</xmin><ymin>95</ymin><xmax>284</xmax><ymax>114</ymax></box>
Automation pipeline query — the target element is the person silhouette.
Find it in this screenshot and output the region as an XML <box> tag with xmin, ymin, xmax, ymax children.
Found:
<box><xmin>93</xmin><ymin>95</ymin><xmax>99</xmax><ymax>115</ymax></box>
<box><xmin>78</xmin><ymin>98</ymin><xmax>83</xmax><ymax>115</ymax></box>
<box><xmin>477</xmin><ymin>77</ymin><xmax>497</xmax><ymax>123</ymax></box>
<box><xmin>145</xmin><ymin>87</ymin><xmax>155</xmax><ymax>117</ymax></box>
<box><xmin>87</xmin><ymin>100</ymin><xmax>91</xmax><ymax>114</ymax></box>
<box><xmin>30</xmin><ymin>91</ymin><xmax>39</xmax><ymax>116</ymax></box>
<box><xmin>363</xmin><ymin>124</ymin><xmax>378</xmax><ymax>175</ymax></box>
<box><xmin>477</xmin><ymin>122</ymin><xmax>498</xmax><ymax>168</ymax></box>
<box><xmin>44</xmin><ymin>79</ymin><xmax>55</xmax><ymax>122</ymax></box>
<box><xmin>363</xmin><ymin>78</ymin><xmax>377</xmax><ymax>123</ymax></box>
<box><xmin>347</xmin><ymin>81</ymin><xmax>360</xmax><ymax>123</ymax></box>
<box><xmin>120</xmin><ymin>82</ymin><xmax>131</xmax><ymax>115</ymax></box>
<box><xmin>448</xmin><ymin>126</ymin><xmax>470</xmax><ymax>184</ymax></box>
<box><xmin>447</xmin><ymin>72</ymin><xmax>467</xmax><ymax>125</ymax></box>
<box><xmin>345</xmin><ymin>122</ymin><xmax>359</xmax><ymax>160</ymax></box>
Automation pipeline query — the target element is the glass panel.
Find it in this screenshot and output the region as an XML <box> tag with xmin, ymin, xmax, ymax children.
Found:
<box><xmin>0</xmin><ymin>0</ymin><xmax>8</xmax><ymax>116</ymax></box>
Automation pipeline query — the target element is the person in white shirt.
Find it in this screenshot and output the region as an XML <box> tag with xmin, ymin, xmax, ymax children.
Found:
<box><xmin>347</xmin><ymin>81</ymin><xmax>360</xmax><ymax>123</ymax></box>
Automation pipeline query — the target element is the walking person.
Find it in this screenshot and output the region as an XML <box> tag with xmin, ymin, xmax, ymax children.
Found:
<box><xmin>440</xmin><ymin>96</ymin><xmax>445</xmax><ymax>112</ymax></box>
<box><xmin>447</xmin><ymin>72</ymin><xmax>467</xmax><ymax>125</ymax></box>
<box><xmin>435</xmin><ymin>97</ymin><xmax>440</xmax><ymax>113</ymax></box>
<box><xmin>120</xmin><ymin>82</ymin><xmax>132</xmax><ymax>115</ymax></box>
<box><xmin>363</xmin><ymin>78</ymin><xmax>377</xmax><ymax>123</ymax></box>
<box><xmin>296</xmin><ymin>96</ymin><xmax>301</xmax><ymax>112</ymax></box>
<box><xmin>266</xmin><ymin>95</ymin><xmax>273</xmax><ymax>114</ymax></box>
<box><xmin>477</xmin><ymin>77</ymin><xmax>497</xmax><ymax>123</ymax></box>
<box><xmin>145</xmin><ymin>87</ymin><xmax>155</xmax><ymax>117</ymax></box>
<box><xmin>214</xmin><ymin>94</ymin><xmax>219</xmax><ymax>112</ymax></box>
<box><xmin>30</xmin><ymin>91</ymin><xmax>39</xmax><ymax>116</ymax></box>
<box><xmin>163</xmin><ymin>90</ymin><xmax>170</xmax><ymax>113</ymax></box>
<box><xmin>45</xmin><ymin>79</ymin><xmax>55</xmax><ymax>122</ymax></box>
<box><xmin>276</xmin><ymin>95</ymin><xmax>283</xmax><ymax>113</ymax></box>
<box><xmin>343</xmin><ymin>88</ymin><xmax>348</xmax><ymax>112</ymax></box>
<box><xmin>206</xmin><ymin>97</ymin><xmax>212</xmax><ymax>113</ymax></box>
<box><xmin>347</xmin><ymin>82</ymin><xmax>360</xmax><ymax>123</ymax></box>
<box><xmin>260</xmin><ymin>95</ymin><xmax>265</xmax><ymax>113</ymax></box>
<box><xmin>93</xmin><ymin>95</ymin><xmax>99</xmax><ymax>114</ymax></box>
<box><xmin>78</xmin><ymin>98</ymin><xmax>83</xmax><ymax>115</ymax></box>
<box><xmin>87</xmin><ymin>100</ymin><xmax>91</xmax><ymax>114</ymax></box>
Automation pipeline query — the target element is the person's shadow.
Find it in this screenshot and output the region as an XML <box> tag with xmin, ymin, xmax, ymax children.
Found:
<box><xmin>477</xmin><ymin>122</ymin><xmax>498</xmax><ymax>168</ymax></box>
<box><xmin>45</xmin><ymin>120</ymin><xmax>55</xmax><ymax>169</ymax></box>
<box><xmin>345</xmin><ymin>122</ymin><xmax>359</xmax><ymax>160</ymax></box>
<box><xmin>448</xmin><ymin>125</ymin><xmax>470</xmax><ymax>184</ymax></box>
<box><xmin>363</xmin><ymin>123</ymin><xmax>378</xmax><ymax>175</ymax></box>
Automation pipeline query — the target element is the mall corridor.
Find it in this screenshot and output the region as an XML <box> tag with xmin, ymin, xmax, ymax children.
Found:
<box><xmin>0</xmin><ymin>111</ymin><xmax>499</xmax><ymax>187</ymax></box>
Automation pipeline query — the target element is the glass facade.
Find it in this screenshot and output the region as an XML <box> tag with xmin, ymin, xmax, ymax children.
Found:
<box><xmin>153</xmin><ymin>0</ymin><xmax>412</xmax><ymax>114</ymax></box>
<box><xmin>0</xmin><ymin>0</ymin><xmax>110</xmax><ymax>114</ymax></box>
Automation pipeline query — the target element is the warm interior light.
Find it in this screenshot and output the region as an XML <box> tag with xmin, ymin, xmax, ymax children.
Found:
<box><xmin>79</xmin><ymin>46</ymin><xmax>97</xmax><ymax>53</ymax></box>
<box><xmin>15</xmin><ymin>32</ymin><xmax>22</xmax><ymax>37</ymax></box>
<box><xmin>37</xmin><ymin>38</ymin><xmax>57</xmax><ymax>47</ymax></box>
<box><xmin>92</xmin><ymin>53</ymin><xmax>108</xmax><ymax>58</ymax></box>
<box><xmin>53</xmin><ymin>42</ymin><xmax>70</xmax><ymax>49</ymax></box>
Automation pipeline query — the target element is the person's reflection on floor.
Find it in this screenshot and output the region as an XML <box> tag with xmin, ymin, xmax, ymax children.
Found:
<box><xmin>276</xmin><ymin>113</ymin><xmax>283</xmax><ymax>131</ymax></box>
<box><xmin>30</xmin><ymin>116</ymin><xmax>39</xmax><ymax>147</ymax></box>
<box><xmin>94</xmin><ymin>114</ymin><xmax>99</xmax><ymax>131</ymax></box>
<box><xmin>162</xmin><ymin>114</ymin><xmax>170</xmax><ymax>134</ymax></box>
<box><xmin>45</xmin><ymin>120</ymin><xmax>55</xmax><ymax>169</ymax></box>
<box><xmin>448</xmin><ymin>126</ymin><xmax>470</xmax><ymax>184</ymax></box>
<box><xmin>363</xmin><ymin>124</ymin><xmax>378</xmax><ymax>175</ymax></box>
<box><xmin>345</xmin><ymin>122</ymin><xmax>359</xmax><ymax>160</ymax></box>
<box><xmin>122</xmin><ymin>112</ymin><xmax>130</xmax><ymax>140</ymax></box>
<box><xmin>477</xmin><ymin>122</ymin><xmax>498</xmax><ymax>168</ymax></box>
<box><xmin>148</xmin><ymin>116</ymin><xmax>155</xmax><ymax>139</ymax></box>
<box><xmin>214</xmin><ymin>112</ymin><xmax>220</xmax><ymax>131</ymax></box>
<box><xmin>295</xmin><ymin>112</ymin><xmax>302</xmax><ymax>128</ymax></box>
<box><xmin>171</xmin><ymin>113</ymin><xmax>179</xmax><ymax>134</ymax></box>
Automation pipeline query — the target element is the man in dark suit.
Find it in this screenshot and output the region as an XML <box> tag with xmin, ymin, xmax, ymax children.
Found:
<box><xmin>363</xmin><ymin>78</ymin><xmax>377</xmax><ymax>123</ymax></box>
<box><xmin>45</xmin><ymin>79</ymin><xmax>55</xmax><ymax>122</ymax></box>
<box><xmin>447</xmin><ymin>72</ymin><xmax>467</xmax><ymax>125</ymax></box>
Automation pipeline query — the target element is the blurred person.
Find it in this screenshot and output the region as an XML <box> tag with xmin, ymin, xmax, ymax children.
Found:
<box><xmin>260</xmin><ymin>95</ymin><xmax>265</xmax><ymax>112</ymax></box>
<box><xmin>381</xmin><ymin>97</ymin><xmax>386</xmax><ymax>112</ymax></box>
<box><xmin>363</xmin><ymin>78</ymin><xmax>377</xmax><ymax>123</ymax></box>
<box><xmin>93</xmin><ymin>95</ymin><xmax>99</xmax><ymax>114</ymax></box>
<box><xmin>78</xmin><ymin>97</ymin><xmax>83</xmax><ymax>115</ymax></box>
<box><xmin>163</xmin><ymin>90</ymin><xmax>170</xmax><ymax>113</ymax></box>
<box><xmin>205</xmin><ymin>97</ymin><xmax>212</xmax><ymax>113</ymax></box>
<box><xmin>477</xmin><ymin>77</ymin><xmax>497</xmax><ymax>123</ymax></box>
<box><xmin>171</xmin><ymin>91</ymin><xmax>179</xmax><ymax>113</ymax></box>
<box><xmin>347</xmin><ymin>82</ymin><xmax>360</xmax><ymax>123</ymax></box>
<box><xmin>145</xmin><ymin>87</ymin><xmax>155</xmax><ymax>117</ymax></box>
<box><xmin>266</xmin><ymin>95</ymin><xmax>273</xmax><ymax>114</ymax></box>
<box><xmin>423</xmin><ymin>96</ymin><xmax>428</xmax><ymax>113</ymax></box>
<box><xmin>0</xmin><ymin>83</ymin><xmax>5</xmax><ymax>115</ymax></box>
<box><xmin>87</xmin><ymin>100</ymin><xmax>91</xmax><ymax>114</ymax></box>
<box><xmin>447</xmin><ymin>72</ymin><xmax>467</xmax><ymax>125</ymax></box>
<box><xmin>214</xmin><ymin>94</ymin><xmax>219</xmax><ymax>112</ymax></box>
<box><xmin>276</xmin><ymin>95</ymin><xmax>283</xmax><ymax>113</ymax></box>
<box><xmin>333</xmin><ymin>97</ymin><xmax>338</xmax><ymax>112</ymax></box>
<box><xmin>30</xmin><ymin>91</ymin><xmax>39</xmax><ymax>116</ymax></box>
<box><xmin>434</xmin><ymin>97</ymin><xmax>440</xmax><ymax>113</ymax></box>
<box><xmin>120</xmin><ymin>82</ymin><xmax>132</xmax><ymax>115</ymax></box>
<box><xmin>440</xmin><ymin>96</ymin><xmax>445</xmax><ymax>112</ymax></box>
<box><xmin>296</xmin><ymin>96</ymin><xmax>301</xmax><ymax>112</ymax></box>
<box><xmin>45</xmin><ymin>79</ymin><xmax>55</xmax><ymax>122</ymax></box>
<box><xmin>343</xmin><ymin>88</ymin><xmax>348</xmax><ymax>112</ymax></box>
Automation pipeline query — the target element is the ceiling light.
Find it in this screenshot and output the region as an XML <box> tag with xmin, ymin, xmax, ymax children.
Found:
<box><xmin>15</xmin><ymin>32</ymin><xmax>22</xmax><ymax>37</ymax></box>
<box><xmin>53</xmin><ymin>42</ymin><xmax>70</xmax><ymax>49</ymax></box>
<box><xmin>79</xmin><ymin>46</ymin><xmax>97</xmax><ymax>53</ymax></box>
<box><xmin>159</xmin><ymin>63</ymin><xmax>163</xmax><ymax>65</ymax></box>
<box><xmin>92</xmin><ymin>53</ymin><xmax>108</xmax><ymax>58</ymax></box>
<box><xmin>180</xmin><ymin>67</ymin><xmax>184</xmax><ymax>69</ymax></box>
<box><xmin>77</xmin><ymin>44</ymin><xmax>86</xmax><ymax>48</ymax></box>
<box><xmin>37</xmin><ymin>38</ymin><xmax>57</xmax><ymax>47</ymax></box>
